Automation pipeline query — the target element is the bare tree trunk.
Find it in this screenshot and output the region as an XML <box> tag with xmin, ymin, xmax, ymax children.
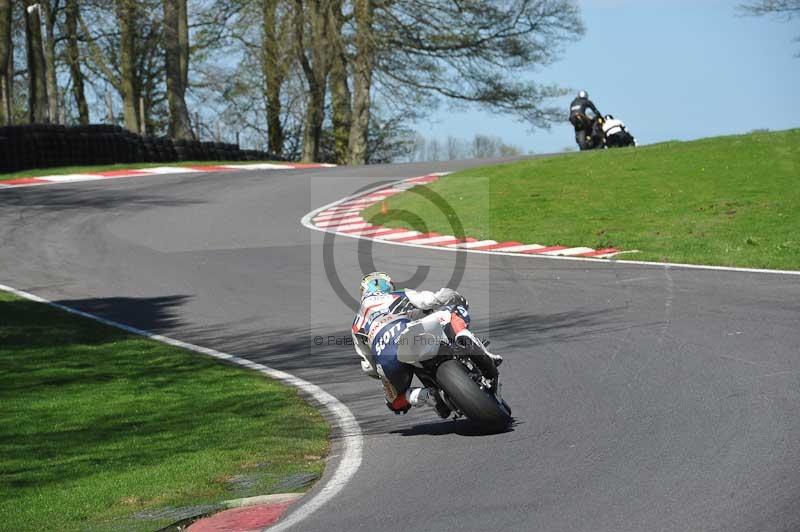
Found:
<box><xmin>164</xmin><ymin>0</ymin><xmax>193</xmax><ymax>139</ymax></box>
<box><xmin>328</xmin><ymin>0</ymin><xmax>350</xmax><ymax>165</ymax></box>
<box><xmin>116</xmin><ymin>0</ymin><xmax>139</xmax><ymax>132</ymax></box>
<box><xmin>42</xmin><ymin>1</ymin><xmax>58</xmax><ymax>123</ymax></box>
<box><xmin>25</xmin><ymin>1</ymin><xmax>49</xmax><ymax>123</ymax></box>
<box><xmin>262</xmin><ymin>0</ymin><xmax>284</xmax><ymax>155</ymax></box>
<box><xmin>347</xmin><ymin>0</ymin><xmax>373</xmax><ymax>165</ymax></box>
<box><xmin>295</xmin><ymin>0</ymin><xmax>330</xmax><ymax>163</ymax></box>
<box><xmin>0</xmin><ymin>0</ymin><xmax>12</xmax><ymax>124</ymax></box>
<box><xmin>65</xmin><ymin>0</ymin><xmax>88</xmax><ymax>125</ymax></box>
<box><xmin>178</xmin><ymin>0</ymin><xmax>188</xmax><ymax>90</ymax></box>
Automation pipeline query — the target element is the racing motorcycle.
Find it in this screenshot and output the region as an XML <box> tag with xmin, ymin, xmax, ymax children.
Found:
<box><xmin>575</xmin><ymin>113</ymin><xmax>636</xmax><ymax>150</ymax></box>
<box><xmin>396</xmin><ymin>313</ymin><xmax>512</xmax><ymax>429</ymax></box>
<box><xmin>600</xmin><ymin>115</ymin><xmax>636</xmax><ymax>148</ymax></box>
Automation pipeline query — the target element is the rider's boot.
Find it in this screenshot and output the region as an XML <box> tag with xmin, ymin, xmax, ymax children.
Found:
<box><xmin>408</xmin><ymin>387</ymin><xmax>451</xmax><ymax>419</ymax></box>
<box><xmin>406</xmin><ymin>387</ymin><xmax>435</xmax><ymax>407</ymax></box>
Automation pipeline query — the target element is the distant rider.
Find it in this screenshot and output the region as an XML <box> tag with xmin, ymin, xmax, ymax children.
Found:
<box><xmin>569</xmin><ymin>90</ymin><xmax>603</xmax><ymax>151</ymax></box>
<box><xmin>601</xmin><ymin>114</ymin><xmax>636</xmax><ymax>148</ymax></box>
<box><xmin>351</xmin><ymin>272</ymin><xmax>501</xmax><ymax>416</ymax></box>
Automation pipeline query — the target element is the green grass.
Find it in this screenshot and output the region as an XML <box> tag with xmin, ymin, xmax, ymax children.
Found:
<box><xmin>0</xmin><ymin>160</ymin><xmax>281</xmax><ymax>180</ymax></box>
<box><xmin>0</xmin><ymin>291</ymin><xmax>329</xmax><ymax>531</ymax></box>
<box><xmin>364</xmin><ymin>129</ymin><xmax>800</xmax><ymax>270</ymax></box>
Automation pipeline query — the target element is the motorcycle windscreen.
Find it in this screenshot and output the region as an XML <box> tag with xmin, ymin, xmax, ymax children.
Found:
<box><xmin>396</xmin><ymin>317</ymin><xmax>448</xmax><ymax>364</ymax></box>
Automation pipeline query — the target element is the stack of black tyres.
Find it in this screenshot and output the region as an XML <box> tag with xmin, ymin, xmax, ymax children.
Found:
<box><xmin>0</xmin><ymin>123</ymin><xmax>280</xmax><ymax>174</ymax></box>
<box><xmin>1</xmin><ymin>126</ymin><xmax>21</xmax><ymax>172</ymax></box>
<box><xmin>173</xmin><ymin>139</ymin><xmax>188</xmax><ymax>161</ymax></box>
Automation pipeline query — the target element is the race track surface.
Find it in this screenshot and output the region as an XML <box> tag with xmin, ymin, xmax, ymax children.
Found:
<box><xmin>1</xmin><ymin>161</ymin><xmax>799</xmax><ymax>532</ymax></box>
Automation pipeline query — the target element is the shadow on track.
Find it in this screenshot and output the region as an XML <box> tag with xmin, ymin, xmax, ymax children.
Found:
<box><xmin>0</xmin><ymin>187</ymin><xmax>207</xmax><ymax>211</ymax></box>
<box><xmin>390</xmin><ymin>418</ymin><xmax>518</xmax><ymax>437</ymax></box>
<box><xmin>52</xmin><ymin>294</ymin><xmax>192</xmax><ymax>333</ymax></box>
<box><xmin>483</xmin><ymin>307</ymin><xmax>630</xmax><ymax>348</ymax></box>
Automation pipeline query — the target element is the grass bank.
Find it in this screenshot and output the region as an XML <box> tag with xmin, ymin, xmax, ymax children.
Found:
<box><xmin>0</xmin><ymin>161</ymin><xmax>281</xmax><ymax>181</ymax></box>
<box><xmin>364</xmin><ymin>129</ymin><xmax>800</xmax><ymax>270</ymax></box>
<box><xmin>0</xmin><ymin>291</ymin><xmax>328</xmax><ymax>531</ymax></box>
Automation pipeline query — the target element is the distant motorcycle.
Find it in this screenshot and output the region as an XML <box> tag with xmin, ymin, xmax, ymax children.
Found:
<box><xmin>396</xmin><ymin>311</ymin><xmax>512</xmax><ymax>429</ymax></box>
<box><xmin>601</xmin><ymin>115</ymin><xmax>636</xmax><ymax>148</ymax></box>
<box><xmin>574</xmin><ymin>113</ymin><xmax>636</xmax><ymax>150</ymax></box>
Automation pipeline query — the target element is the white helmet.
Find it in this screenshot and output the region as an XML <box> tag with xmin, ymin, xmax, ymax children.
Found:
<box><xmin>360</xmin><ymin>272</ymin><xmax>394</xmax><ymax>298</ymax></box>
<box><xmin>578</xmin><ymin>90</ymin><xmax>588</xmax><ymax>99</ymax></box>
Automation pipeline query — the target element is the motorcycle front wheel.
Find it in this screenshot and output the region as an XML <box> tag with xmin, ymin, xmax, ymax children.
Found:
<box><xmin>436</xmin><ymin>359</ymin><xmax>512</xmax><ymax>428</ymax></box>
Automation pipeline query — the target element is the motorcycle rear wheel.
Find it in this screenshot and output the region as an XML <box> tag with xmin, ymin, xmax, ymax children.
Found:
<box><xmin>436</xmin><ymin>359</ymin><xmax>512</xmax><ymax>428</ymax></box>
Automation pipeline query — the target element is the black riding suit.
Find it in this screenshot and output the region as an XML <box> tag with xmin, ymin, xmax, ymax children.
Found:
<box><xmin>569</xmin><ymin>97</ymin><xmax>602</xmax><ymax>151</ymax></box>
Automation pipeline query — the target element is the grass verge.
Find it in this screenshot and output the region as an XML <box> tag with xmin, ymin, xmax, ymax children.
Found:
<box><xmin>364</xmin><ymin>129</ymin><xmax>800</xmax><ymax>270</ymax></box>
<box><xmin>0</xmin><ymin>161</ymin><xmax>282</xmax><ymax>181</ymax></box>
<box><xmin>0</xmin><ymin>291</ymin><xmax>328</xmax><ymax>531</ymax></box>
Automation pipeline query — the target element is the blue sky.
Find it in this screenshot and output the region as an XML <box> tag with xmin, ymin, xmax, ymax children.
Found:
<box><xmin>412</xmin><ymin>0</ymin><xmax>800</xmax><ymax>153</ymax></box>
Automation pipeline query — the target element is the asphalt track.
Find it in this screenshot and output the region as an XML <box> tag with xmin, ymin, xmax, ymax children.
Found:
<box><xmin>1</xmin><ymin>161</ymin><xmax>799</xmax><ymax>532</ymax></box>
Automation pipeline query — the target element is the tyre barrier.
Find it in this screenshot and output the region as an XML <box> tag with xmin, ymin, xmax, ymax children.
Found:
<box><xmin>0</xmin><ymin>124</ymin><xmax>277</xmax><ymax>174</ymax></box>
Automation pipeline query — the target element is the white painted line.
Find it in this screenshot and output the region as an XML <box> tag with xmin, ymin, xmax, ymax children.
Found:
<box><xmin>325</xmin><ymin>204</ymin><xmax>367</xmax><ymax>213</ymax></box>
<box><xmin>375</xmin><ymin>230</ymin><xmax>421</xmax><ymax>240</ymax></box>
<box><xmin>405</xmin><ymin>235</ymin><xmax>459</xmax><ymax>245</ymax></box>
<box><xmin>314</xmin><ymin>212</ymin><xmax>361</xmax><ymax>221</ymax></box>
<box><xmin>220</xmin><ymin>163</ymin><xmax>293</xmax><ymax>170</ymax></box>
<box><xmin>446</xmin><ymin>240</ymin><xmax>498</xmax><ymax>249</ymax></box>
<box><xmin>0</xmin><ymin>282</ymin><xmax>362</xmax><ymax>532</ymax></box>
<box><xmin>141</xmin><ymin>166</ymin><xmax>201</xmax><ymax>174</ymax></box>
<box><xmin>314</xmin><ymin>217</ymin><xmax>363</xmax><ymax>228</ymax></box>
<box><xmin>538</xmin><ymin>247</ymin><xmax>595</xmax><ymax>256</ymax></box>
<box><xmin>38</xmin><ymin>174</ymin><xmax>108</xmax><ymax>183</ymax></box>
<box><xmin>316</xmin><ymin>208</ymin><xmax>360</xmax><ymax>216</ymax></box>
<box><xmin>336</xmin><ymin>199</ymin><xmax>378</xmax><ymax>208</ymax></box>
<box><xmin>494</xmin><ymin>244</ymin><xmax>546</xmax><ymax>253</ymax></box>
<box><xmin>313</xmin><ymin>212</ymin><xmax>362</xmax><ymax>222</ymax></box>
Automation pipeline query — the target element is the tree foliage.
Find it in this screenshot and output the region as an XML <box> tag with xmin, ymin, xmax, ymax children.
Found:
<box><xmin>740</xmin><ymin>0</ymin><xmax>800</xmax><ymax>56</ymax></box>
<box><xmin>0</xmin><ymin>0</ymin><xmax>584</xmax><ymax>163</ymax></box>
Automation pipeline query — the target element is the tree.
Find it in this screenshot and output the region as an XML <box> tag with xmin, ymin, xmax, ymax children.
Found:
<box><xmin>262</xmin><ymin>0</ymin><xmax>289</xmax><ymax>155</ymax></box>
<box><xmin>347</xmin><ymin>0</ymin><xmax>373</xmax><ymax>165</ymax></box>
<box><xmin>65</xmin><ymin>0</ymin><xmax>89</xmax><ymax>125</ymax></box>
<box><xmin>116</xmin><ymin>0</ymin><xmax>140</xmax><ymax>132</ymax></box>
<box><xmin>446</xmin><ymin>135</ymin><xmax>466</xmax><ymax>160</ymax></box>
<box><xmin>294</xmin><ymin>0</ymin><xmax>330</xmax><ymax>162</ymax></box>
<box><xmin>0</xmin><ymin>0</ymin><xmax>12</xmax><ymax>124</ymax></box>
<box><xmin>343</xmin><ymin>0</ymin><xmax>583</xmax><ymax>165</ymax></box>
<box><xmin>740</xmin><ymin>0</ymin><xmax>800</xmax><ymax>55</ymax></box>
<box><xmin>24</xmin><ymin>0</ymin><xmax>49</xmax><ymax>123</ymax></box>
<box><xmin>40</xmin><ymin>0</ymin><xmax>59</xmax><ymax>123</ymax></box>
<box><xmin>164</xmin><ymin>0</ymin><xmax>193</xmax><ymax>139</ymax></box>
<box><xmin>327</xmin><ymin>0</ymin><xmax>350</xmax><ymax>164</ymax></box>
<box><xmin>80</xmin><ymin>0</ymin><xmax>166</xmax><ymax>133</ymax></box>
<box><xmin>740</xmin><ymin>0</ymin><xmax>800</xmax><ymax>16</ymax></box>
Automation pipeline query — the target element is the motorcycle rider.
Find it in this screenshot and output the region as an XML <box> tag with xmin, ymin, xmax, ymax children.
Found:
<box><xmin>351</xmin><ymin>272</ymin><xmax>502</xmax><ymax>416</ymax></box>
<box><xmin>569</xmin><ymin>90</ymin><xmax>603</xmax><ymax>151</ymax></box>
<box><xmin>601</xmin><ymin>114</ymin><xmax>636</xmax><ymax>148</ymax></box>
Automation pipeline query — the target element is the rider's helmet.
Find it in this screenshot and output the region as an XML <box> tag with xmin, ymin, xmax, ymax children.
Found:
<box><xmin>578</xmin><ymin>90</ymin><xmax>588</xmax><ymax>99</ymax></box>
<box><xmin>360</xmin><ymin>272</ymin><xmax>394</xmax><ymax>298</ymax></box>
